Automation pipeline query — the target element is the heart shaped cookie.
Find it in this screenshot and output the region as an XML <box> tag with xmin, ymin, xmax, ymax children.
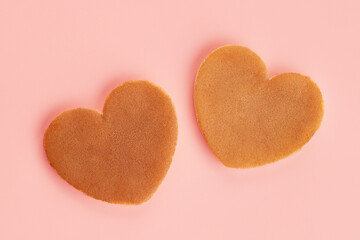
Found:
<box><xmin>44</xmin><ymin>80</ymin><xmax>178</xmax><ymax>204</ymax></box>
<box><xmin>194</xmin><ymin>45</ymin><xmax>324</xmax><ymax>168</ymax></box>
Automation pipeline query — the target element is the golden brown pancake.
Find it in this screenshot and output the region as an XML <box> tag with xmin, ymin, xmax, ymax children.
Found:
<box><xmin>44</xmin><ymin>80</ymin><xmax>178</xmax><ymax>204</ymax></box>
<box><xmin>194</xmin><ymin>45</ymin><xmax>324</xmax><ymax>168</ymax></box>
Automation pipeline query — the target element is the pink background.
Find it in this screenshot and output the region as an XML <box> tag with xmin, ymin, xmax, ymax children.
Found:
<box><xmin>1</xmin><ymin>0</ymin><xmax>359</xmax><ymax>239</ymax></box>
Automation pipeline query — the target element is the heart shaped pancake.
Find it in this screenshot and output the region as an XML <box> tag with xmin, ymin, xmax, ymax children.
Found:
<box><xmin>194</xmin><ymin>45</ymin><xmax>324</xmax><ymax>168</ymax></box>
<box><xmin>44</xmin><ymin>80</ymin><xmax>178</xmax><ymax>204</ymax></box>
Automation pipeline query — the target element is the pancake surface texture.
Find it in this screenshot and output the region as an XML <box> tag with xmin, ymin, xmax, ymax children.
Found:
<box><xmin>194</xmin><ymin>45</ymin><xmax>324</xmax><ymax>168</ymax></box>
<box><xmin>44</xmin><ymin>80</ymin><xmax>178</xmax><ymax>204</ymax></box>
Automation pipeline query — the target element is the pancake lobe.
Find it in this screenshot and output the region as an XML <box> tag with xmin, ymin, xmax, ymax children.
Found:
<box><xmin>44</xmin><ymin>80</ymin><xmax>178</xmax><ymax>204</ymax></box>
<box><xmin>194</xmin><ymin>45</ymin><xmax>324</xmax><ymax>168</ymax></box>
